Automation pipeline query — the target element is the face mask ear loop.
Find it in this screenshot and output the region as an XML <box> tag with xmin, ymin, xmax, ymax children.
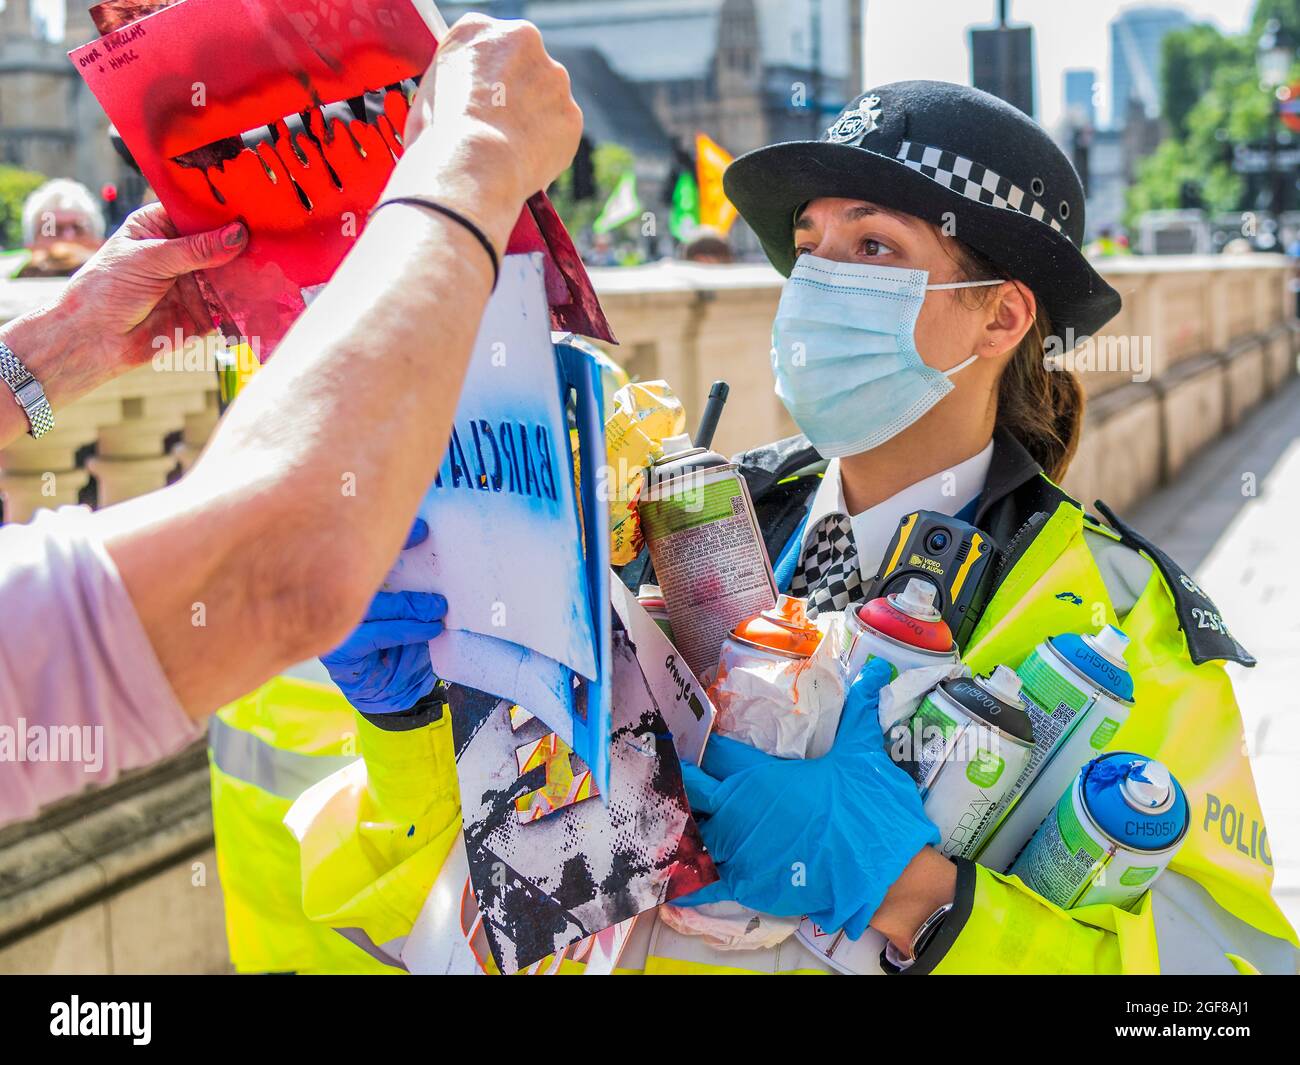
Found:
<box><xmin>943</xmin><ymin>352</ymin><xmax>980</xmax><ymax>379</ymax></box>
<box><xmin>925</xmin><ymin>278</ymin><xmax>1005</xmax><ymax>291</ymax></box>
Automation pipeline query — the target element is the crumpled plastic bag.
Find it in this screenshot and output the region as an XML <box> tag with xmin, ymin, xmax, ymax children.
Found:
<box><xmin>601</xmin><ymin>380</ymin><xmax>685</xmax><ymax>564</ymax></box>
<box><xmin>658</xmin><ymin>900</ymin><xmax>801</xmax><ymax>951</ymax></box>
<box><xmin>877</xmin><ymin>662</ymin><xmax>970</xmax><ymax>734</ymax></box>
<box><xmin>708</xmin><ymin>611</ymin><xmax>850</xmax><ymax>760</ymax></box>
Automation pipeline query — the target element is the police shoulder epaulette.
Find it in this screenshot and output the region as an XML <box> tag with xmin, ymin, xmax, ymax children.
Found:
<box><xmin>1094</xmin><ymin>501</ymin><xmax>1255</xmax><ymax>668</ymax></box>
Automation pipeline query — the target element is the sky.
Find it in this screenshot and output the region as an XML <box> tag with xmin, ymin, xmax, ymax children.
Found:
<box><xmin>864</xmin><ymin>0</ymin><xmax>1258</xmax><ymax>129</ymax></box>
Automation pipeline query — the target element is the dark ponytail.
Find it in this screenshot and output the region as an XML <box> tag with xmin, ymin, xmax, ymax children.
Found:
<box><xmin>994</xmin><ymin>309</ymin><xmax>1084</xmax><ymax>482</ymax></box>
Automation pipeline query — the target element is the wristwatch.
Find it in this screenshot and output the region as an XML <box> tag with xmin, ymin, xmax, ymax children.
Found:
<box><xmin>0</xmin><ymin>340</ymin><xmax>54</xmax><ymax>439</ymax></box>
<box><xmin>882</xmin><ymin>902</ymin><xmax>953</xmax><ymax>973</ymax></box>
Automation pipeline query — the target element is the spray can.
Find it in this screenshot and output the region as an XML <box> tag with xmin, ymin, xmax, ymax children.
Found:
<box><xmin>794</xmin><ymin>666</ymin><xmax>1035</xmax><ymax>974</ymax></box>
<box><xmin>1010</xmin><ymin>752</ymin><xmax>1188</xmax><ymax>911</ymax></box>
<box><xmin>842</xmin><ymin>577</ymin><xmax>959</xmax><ymax>682</ymax></box>
<box><xmin>638</xmin><ymin>435</ymin><xmax>777</xmax><ymax>680</ymax></box>
<box><xmin>709</xmin><ymin>594</ymin><xmax>836</xmax><ymax>758</ymax></box>
<box><xmin>718</xmin><ymin>595</ymin><xmax>822</xmax><ymax>663</ymax></box>
<box><xmin>899</xmin><ymin>667</ymin><xmax>1036</xmax><ymax>858</ymax></box>
<box><xmin>975</xmin><ymin>625</ymin><xmax>1136</xmax><ymax>873</ymax></box>
<box><xmin>636</xmin><ymin>584</ymin><xmax>674</xmax><ymax>641</ymax></box>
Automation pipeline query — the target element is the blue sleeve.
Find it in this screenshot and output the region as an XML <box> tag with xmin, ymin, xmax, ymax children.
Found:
<box><xmin>772</xmin><ymin>512</ymin><xmax>809</xmax><ymax>595</ymax></box>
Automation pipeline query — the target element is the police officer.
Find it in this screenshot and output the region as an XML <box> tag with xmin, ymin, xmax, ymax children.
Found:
<box><xmin>309</xmin><ymin>81</ymin><xmax>1297</xmax><ymax>975</ymax></box>
<box><xmin>623</xmin><ymin>80</ymin><xmax>1295</xmax><ymax>975</ymax></box>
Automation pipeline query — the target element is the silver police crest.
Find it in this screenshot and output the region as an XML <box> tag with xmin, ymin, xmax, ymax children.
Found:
<box><xmin>824</xmin><ymin>95</ymin><xmax>882</xmax><ymax>145</ymax></box>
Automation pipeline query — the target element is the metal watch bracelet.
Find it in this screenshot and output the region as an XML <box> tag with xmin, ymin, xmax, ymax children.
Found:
<box><xmin>0</xmin><ymin>339</ymin><xmax>54</xmax><ymax>439</ymax></box>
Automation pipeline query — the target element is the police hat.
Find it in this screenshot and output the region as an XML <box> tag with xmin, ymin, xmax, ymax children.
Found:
<box><xmin>725</xmin><ymin>80</ymin><xmax>1121</xmax><ymax>339</ymax></box>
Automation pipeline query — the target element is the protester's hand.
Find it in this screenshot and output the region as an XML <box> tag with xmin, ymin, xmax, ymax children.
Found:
<box><xmin>389</xmin><ymin>14</ymin><xmax>582</xmax><ymax>252</ymax></box>
<box><xmin>2</xmin><ymin>203</ymin><xmax>247</xmax><ymax>412</ymax></box>
<box><xmin>676</xmin><ymin>658</ymin><xmax>940</xmax><ymax>938</ymax></box>
<box><xmin>320</xmin><ymin>519</ymin><xmax>449</xmax><ymax>714</ymax></box>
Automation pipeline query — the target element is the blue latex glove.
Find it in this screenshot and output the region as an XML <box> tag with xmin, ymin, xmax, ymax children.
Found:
<box><xmin>320</xmin><ymin>519</ymin><xmax>447</xmax><ymax>714</ymax></box>
<box><xmin>678</xmin><ymin>656</ymin><xmax>939</xmax><ymax>938</ymax></box>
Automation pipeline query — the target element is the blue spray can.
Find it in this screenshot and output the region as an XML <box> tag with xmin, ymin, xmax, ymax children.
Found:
<box><xmin>976</xmin><ymin>625</ymin><xmax>1136</xmax><ymax>872</ymax></box>
<box><xmin>1010</xmin><ymin>751</ymin><xmax>1189</xmax><ymax>910</ymax></box>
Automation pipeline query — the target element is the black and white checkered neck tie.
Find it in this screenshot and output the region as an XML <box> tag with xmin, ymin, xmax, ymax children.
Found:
<box><xmin>788</xmin><ymin>513</ymin><xmax>865</xmax><ymax>619</ymax></box>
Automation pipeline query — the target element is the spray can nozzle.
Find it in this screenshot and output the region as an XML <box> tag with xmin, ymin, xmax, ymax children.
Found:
<box><xmin>1123</xmin><ymin>759</ymin><xmax>1174</xmax><ymax>812</ymax></box>
<box><xmin>889</xmin><ymin>577</ymin><xmax>941</xmax><ymax>620</ymax></box>
<box><xmin>979</xmin><ymin>664</ymin><xmax>1025</xmax><ymax>708</ymax></box>
<box><xmin>1085</xmin><ymin>624</ymin><xmax>1130</xmax><ymax>667</ymax></box>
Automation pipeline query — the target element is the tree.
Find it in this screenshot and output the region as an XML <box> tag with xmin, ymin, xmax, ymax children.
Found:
<box><xmin>1128</xmin><ymin>1</ymin><xmax>1300</xmax><ymax>227</ymax></box>
<box><xmin>1161</xmin><ymin>26</ymin><xmax>1252</xmax><ymax>140</ymax></box>
<box><xmin>547</xmin><ymin>142</ymin><xmax>637</xmax><ymax>238</ymax></box>
<box><xmin>0</xmin><ymin>166</ymin><xmax>47</xmax><ymax>249</ymax></box>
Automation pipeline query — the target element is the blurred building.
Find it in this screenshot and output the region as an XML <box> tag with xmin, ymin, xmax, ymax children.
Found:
<box><xmin>1056</xmin><ymin>68</ymin><xmax>1125</xmax><ymax>241</ymax></box>
<box><xmin>1108</xmin><ymin>5</ymin><xmax>1190</xmax><ymax>129</ymax></box>
<box><xmin>1064</xmin><ymin>67</ymin><xmax>1097</xmax><ymax>129</ymax></box>
<box><xmin>446</xmin><ymin>0</ymin><xmax>863</xmax><ymax>155</ymax></box>
<box><xmin>0</xmin><ymin>1</ymin><xmax>127</xmax><ymax>193</ymax></box>
<box><xmin>969</xmin><ymin>8</ymin><xmax>1035</xmax><ymax>119</ymax></box>
<box><xmin>548</xmin><ymin>42</ymin><xmax>676</xmax><ymax>208</ymax></box>
<box><xmin>1082</xmin><ymin>127</ymin><xmax>1126</xmax><ymax>238</ymax></box>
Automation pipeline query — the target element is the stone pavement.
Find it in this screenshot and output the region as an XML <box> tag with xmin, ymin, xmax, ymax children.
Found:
<box><xmin>1130</xmin><ymin>373</ymin><xmax>1300</xmax><ymax>934</ymax></box>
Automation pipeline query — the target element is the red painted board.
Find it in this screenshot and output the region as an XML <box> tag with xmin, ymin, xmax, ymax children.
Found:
<box><xmin>69</xmin><ymin>0</ymin><xmax>614</xmax><ymax>353</ymax></box>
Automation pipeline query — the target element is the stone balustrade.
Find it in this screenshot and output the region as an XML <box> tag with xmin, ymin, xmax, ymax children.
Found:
<box><xmin>0</xmin><ymin>278</ymin><xmax>221</xmax><ymax>524</ymax></box>
<box><xmin>2</xmin><ymin>255</ymin><xmax>1294</xmax><ymax>526</ymax></box>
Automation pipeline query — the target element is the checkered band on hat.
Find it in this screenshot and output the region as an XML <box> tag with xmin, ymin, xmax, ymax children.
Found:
<box><xmin>788</xmin><ymin>512</ymin><xmax>867</xmax><ymax>619</ymax></box>
<box><xmin>895</xmin><ymin>141</ymin><xmax>1068</xmax><ymax>240</ymax></box>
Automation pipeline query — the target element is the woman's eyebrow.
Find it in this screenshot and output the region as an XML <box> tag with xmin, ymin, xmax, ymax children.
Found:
<box><xmin>794</xmin><ymin>202</ymin><xmax>915</xmax><ymax>232</ymax></box>
<box><xmin>843</xmin><ymin>203</ymin><xmax>916</xmax><ymax>227</ymax></box>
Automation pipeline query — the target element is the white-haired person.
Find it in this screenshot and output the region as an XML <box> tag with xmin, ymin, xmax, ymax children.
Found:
<box><xmin>19</xmin><ymin>178</ymin><xmax>107</xmax><ymax>277</ymax></box>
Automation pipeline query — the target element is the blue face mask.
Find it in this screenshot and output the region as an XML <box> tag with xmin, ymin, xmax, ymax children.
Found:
<box><xmin>770</xmin><ymin>254</ymin><xmax>1001</xmax><ymax>458</ymax></box>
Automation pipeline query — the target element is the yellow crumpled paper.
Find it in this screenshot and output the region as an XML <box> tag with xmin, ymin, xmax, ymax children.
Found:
<box><xmin>602</xmin><ymin>380</ymin><xmax>686</xmax><ymax>564</ymax></box>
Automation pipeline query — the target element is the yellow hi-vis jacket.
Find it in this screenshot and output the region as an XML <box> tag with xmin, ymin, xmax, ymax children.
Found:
<box><xmin>287</xmin><ymin>498</ymin><xmax>1299</xmax><ymax>975</ymax></box>
<box><xmin>209</xmin><ymin>674</ymin><xmax>401</xmax><ymax>974</ymax></box>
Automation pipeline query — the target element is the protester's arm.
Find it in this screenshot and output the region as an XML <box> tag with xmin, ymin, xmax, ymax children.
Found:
<box><xmin>0</xmin><ymin>205</ymin><xmax>247</xmax><ymax>448</ymax></box>
<box><xmin>92</xmin><ymin>15</ymin><xmax>581</xmax><ymax>718</ymax></box>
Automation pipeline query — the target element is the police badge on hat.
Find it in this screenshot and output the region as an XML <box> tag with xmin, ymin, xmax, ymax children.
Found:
<box><xmin>823</xmin><ymin>94</ymin><xmax>882</xmax><ymax>145</ymax></box>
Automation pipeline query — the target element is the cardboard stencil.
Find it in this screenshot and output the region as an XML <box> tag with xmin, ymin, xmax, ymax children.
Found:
<box><xmin>400</xmin><ymin>585</ymin><xmax>718</xmax><ymax>976</ymax></box>
<box><xmin>444</xmin><ymin>627</ymin><xmax>716</xmax><ymax>975</ymax></box>
<box><xmin>384</xmin><ymin>254</ymin><xmax>611</xmax><ymax>789</ymax></box>
<box><xmin>68</xmin><ymin>0</ymin><xmax>614</xmax><ymax>351</ymax></box>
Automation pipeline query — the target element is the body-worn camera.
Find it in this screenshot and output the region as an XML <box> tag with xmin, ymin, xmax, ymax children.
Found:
<box><xmin>866</xmin><ymin>510</ymin><xmax>997</xmax><ymax>650</ymax></box>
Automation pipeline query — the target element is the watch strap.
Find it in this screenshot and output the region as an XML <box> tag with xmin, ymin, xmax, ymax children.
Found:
<box><xmin>882</xmin><ymin>902</ymin><xmax>953</xmax><ymax>973</ymax></box>
<box><xmin>0</xmin><ymin>340</ymin><xmax>54</xmax><ymax>439</ymax></box>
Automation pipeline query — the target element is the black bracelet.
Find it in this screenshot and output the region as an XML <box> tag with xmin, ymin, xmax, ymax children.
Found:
<box><xmin>370</xmin><ymin>196</ymin><xmax>500</xmax><ymax>288</ymax></box>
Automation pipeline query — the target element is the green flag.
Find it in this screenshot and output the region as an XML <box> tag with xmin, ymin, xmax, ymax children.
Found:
<box><xmin>669</xmin><ymin>170</ymin><xmax>700</xmax><ymax>242</ymax></box>
<box><xmin>593</xmin><ymin>172</ymin><xmax>642</xmax><ymax>234</ymax></box>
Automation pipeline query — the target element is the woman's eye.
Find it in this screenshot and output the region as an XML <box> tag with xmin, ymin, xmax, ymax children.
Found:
<box><xmin>794</xmin><ymin>245</ymin><xmax>812</xmax><ymax>258</ymax></box>
<box><xmin>860</xmin><ymin>238</ymin><xmax>895</xmax><ymax>258</ymax></box>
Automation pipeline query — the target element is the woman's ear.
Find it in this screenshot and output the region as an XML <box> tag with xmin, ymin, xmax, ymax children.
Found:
<box><xmin>979</xmin><ymin>281</ymin><xmax>1037</xmax><ymax>361</ymax></box>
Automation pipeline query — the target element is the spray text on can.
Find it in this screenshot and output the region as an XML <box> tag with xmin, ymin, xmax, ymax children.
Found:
<box><xmin>901</xmin><ymin>667</ymin><xmax>1036</xmax><ymax>859</ymax></box>
<box><xmin>1010</xmin><ymin>752</ymin><xmax>1188</xmax><ymax>911</ymax></box>
<box><xmin>976</xmin><ymin>625</ymin><xmax>1135</xmax><ymax>872</ymax></box>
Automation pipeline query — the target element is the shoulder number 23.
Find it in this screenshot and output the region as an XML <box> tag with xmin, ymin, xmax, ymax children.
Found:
<box><xmin>1191</xmin><ymin>607</ymin><xmax>1229</xmax><ymax>635</ymax></box>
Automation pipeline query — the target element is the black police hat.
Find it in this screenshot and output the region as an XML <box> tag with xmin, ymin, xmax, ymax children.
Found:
<box><xmin>725</xmin><ymin>80</ymin><xmax>1121</xmax><ymax>339</ymax></box>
